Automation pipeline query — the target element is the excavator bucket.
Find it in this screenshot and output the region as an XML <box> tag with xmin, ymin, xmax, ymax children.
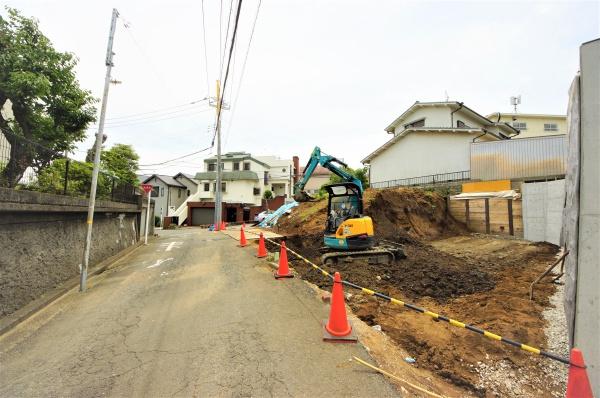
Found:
<box><xmin>293</xmin><ymin>190</ymin><xmax>315</xmax><ymax>202</ymax></box>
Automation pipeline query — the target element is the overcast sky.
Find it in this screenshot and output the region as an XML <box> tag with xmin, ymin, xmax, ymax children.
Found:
<box><xmin>4</xmin><ymin>0</ymin><xmax>599</xmax><ymax>175</ymax></box>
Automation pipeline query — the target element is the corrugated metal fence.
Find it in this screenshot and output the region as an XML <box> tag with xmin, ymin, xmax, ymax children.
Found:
<box><xmin>471</xmin><ymin>135</ymin><xmax>567</xmax><ymax>181</ymax></box>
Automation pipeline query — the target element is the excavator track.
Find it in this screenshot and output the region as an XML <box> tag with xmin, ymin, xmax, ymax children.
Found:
<box><xmin>320</xmin><ymin>243</ymin><xmax>405</xmax><ymax>266</ymax></box>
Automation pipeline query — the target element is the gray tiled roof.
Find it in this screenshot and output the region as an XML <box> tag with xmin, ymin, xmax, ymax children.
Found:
<box><xmin>143</xmin><ymin>174</ymin><xmax>186</xmax><ymax>187</ymax></box>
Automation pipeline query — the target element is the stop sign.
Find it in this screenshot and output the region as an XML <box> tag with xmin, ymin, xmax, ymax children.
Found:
<box><xmin>140</xmin><ymin>184</ymin><xmax>153</xmax><ymax>194</ymax></box>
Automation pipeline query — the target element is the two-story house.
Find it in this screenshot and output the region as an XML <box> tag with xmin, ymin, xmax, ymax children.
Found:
<box><xmin>486</xmin><ymin>113</ymin><xmax>567</xmax><ymax>139</ymax></box>
<box><xmin>141</xmin><ymin>174</ymin><xmax>188</xmax><ymax>219</ymax></box>
<box><xmin>194</xmin><ymin>152</ymin><xmax>294</xmax><ymax>206</ymax></box>
<box><xmin>361</xmin><ymin>101</ymin><xmax>518</xmax><ymax>188</ymax></box>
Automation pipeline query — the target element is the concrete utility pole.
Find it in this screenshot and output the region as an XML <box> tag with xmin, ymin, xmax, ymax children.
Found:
<box><xmin>214</xmin><ymin>80</ymin><xmax>222</xmax><ymax>229</ymax></box>
<box><xmin>80</xmin><ymin>8</ymin><xmax>119</xmax><ymax>292</ymax></box>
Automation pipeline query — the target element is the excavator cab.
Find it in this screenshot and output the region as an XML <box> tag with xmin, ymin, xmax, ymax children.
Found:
<box><xmin>323</xmin><ymin>182</ymin><xmax>375</xmax><ymax>250</ymax></box>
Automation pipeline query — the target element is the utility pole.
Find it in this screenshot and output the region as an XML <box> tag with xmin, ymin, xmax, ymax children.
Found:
<box><xmin>209</xmin><ymin>82</ymin><xmax>230</xmax><ymax>229</ymax></box>
<box><xmin>214</xmin><ymin>80</ymin><xmax>223</xmax><ymax>229</ymax></box>
<box><xmin>80</xmin><ymin>8</ymin><xmax>119</xmax><ymax>292</ymax></box>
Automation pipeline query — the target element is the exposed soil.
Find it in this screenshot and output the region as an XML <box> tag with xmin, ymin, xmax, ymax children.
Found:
<box><xmin>274</xmin><ymin>187</ymin><xmax>566</xmax><ymax>397</ymax></box>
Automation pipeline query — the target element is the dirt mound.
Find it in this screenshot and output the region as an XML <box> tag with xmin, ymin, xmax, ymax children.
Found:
<box><xmin>277</xmin><ymin>187</ymin><xmax>465</xmax><ymax>241</ymax></box>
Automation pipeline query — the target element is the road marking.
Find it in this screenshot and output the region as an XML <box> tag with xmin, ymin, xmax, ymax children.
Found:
<box><xmin>160</xmin><ymin>241</ymin><xmax>183</xmax><ymax>252</ymax></box>
<box><xmin>147</xmin><ymin>258</ymin><xmax>174</xmax><ymax>269</ymax></box>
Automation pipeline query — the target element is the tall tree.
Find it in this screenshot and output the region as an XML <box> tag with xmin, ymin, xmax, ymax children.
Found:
<box><xmin>101</xmin><ymin>144</ymin><xmax>139</xmax><ymax>185</ymax></box>
<box><xmin>0</xmin><ymin>8</ymin><xmax>96</xmax><ymax>186</ymax></box>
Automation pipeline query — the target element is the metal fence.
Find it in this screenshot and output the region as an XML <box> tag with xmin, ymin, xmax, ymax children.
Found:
<box><xmin>0</xmin><ymin>128</ymin><xmax>139</xmax><ymax>204</ymax></box>
<box><xmin>370</xmin><ymin>170</ymin><xmax>471</xmax><ymax>189</ymax></box>
<box><xmin>471</xmin><ymin>135</ymin><xmax>567</xmax><ymax>181</ymax></box>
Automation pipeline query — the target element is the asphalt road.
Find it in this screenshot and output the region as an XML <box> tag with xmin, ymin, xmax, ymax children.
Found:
<box><xmin>0</xmin><ymin>228</ymin><xmax>399</xmax><ymax>397</ymax></box>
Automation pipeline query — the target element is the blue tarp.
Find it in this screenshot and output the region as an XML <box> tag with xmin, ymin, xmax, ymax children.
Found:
<box><xmin>258</xmin><ymin>201</ymin><xmax>298</xmax><ymax>228</ymax></box>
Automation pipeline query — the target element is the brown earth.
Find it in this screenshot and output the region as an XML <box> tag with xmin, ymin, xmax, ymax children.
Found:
<box><xmin>274</xmin><ymin>187</ymin><xmax>565</xmax><ymax>397</ymax></box>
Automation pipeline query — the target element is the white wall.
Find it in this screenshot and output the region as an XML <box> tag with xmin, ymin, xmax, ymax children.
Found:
<box><xmin>197</xmin><ymin>179</ymin><xmax>263</xmax><ymax>205</ymax></box>
<box><xmin>521</xmin><ymin>180</ymin><xmax>565</xmax><ymax>245</ymax></box>
<box><xmin>369</xmin><ymin>132</ymin><xmax>492</xmax><ymax>183</ymax></box>
<box><xmin>393</xmin><ymin>105</ymin><xmax>487</xmax><ymax>135</ymax></box>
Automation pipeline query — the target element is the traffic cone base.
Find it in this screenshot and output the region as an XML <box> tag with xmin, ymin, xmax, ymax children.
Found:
<box><xmin>323</xmin><ymin>272</ymin><xmax>357</xmax><ymax>343</ymax></box>
<box><xmin>566</xmin><ymin>348</ymin><xmax>593</xmax><ymax>398</ymax></box>
<box><xmin>274</xmin><ymin>241</ymin><xmax>294</xmax><ymax>279</ymax></box>
<box><xmin>323</xmin><ymin>319</ymin><xmax>357</xmax><ymax>343</ymax></box>
<box><xmin>256</xmin><ymin>233</ymin><xmax>268</xmax><ymax>258</ymax></box>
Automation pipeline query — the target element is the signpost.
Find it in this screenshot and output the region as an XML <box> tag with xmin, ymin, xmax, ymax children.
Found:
<box><xmin>141</xmin><ymin>184</ymin><xmax>153</xmax><ymax>245</ymax></box>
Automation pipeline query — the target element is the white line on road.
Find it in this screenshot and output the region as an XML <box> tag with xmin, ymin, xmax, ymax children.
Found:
<box><xmin>147</xmin><ymin>258</ymin><xmax>174</xmax><ymax>269</ymax></box>
<box><xmin>161</xmin><ymin>241</ymin><xmax>183</xmax><ymax>252</ymax></box>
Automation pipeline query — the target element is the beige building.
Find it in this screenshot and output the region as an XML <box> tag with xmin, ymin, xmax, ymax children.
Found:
<box><xmin>486</xmin><ymin>113</ymin><xmax>567</xmax><ymax>139</ymax></box>
<box><xmin>299</xmin><ymin>165</ymin><xmax>332</xmax><ymax>194</ymax></box>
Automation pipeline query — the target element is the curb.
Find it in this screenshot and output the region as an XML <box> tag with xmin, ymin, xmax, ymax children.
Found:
<box><xmin>0</xmin><ymin>240</ymin><xmax>146</xmax><ymax>336</ymax></box>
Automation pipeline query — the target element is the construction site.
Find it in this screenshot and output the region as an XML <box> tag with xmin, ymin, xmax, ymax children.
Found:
<box><xmin>262</xmin><ymin>187</ymin><xmax>570</xmax><ymax>397</ymax></box>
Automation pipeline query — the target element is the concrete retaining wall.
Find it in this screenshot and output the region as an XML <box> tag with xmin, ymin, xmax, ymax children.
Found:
<box><xmin>521</xmin><ymin>180</ymin><xmax>565</xmax><ymax>245</ymax></box>
<box><xmin>0</xmin><ymin>188</ymin><xmax>141</xmax><ymax>317</ymax></box>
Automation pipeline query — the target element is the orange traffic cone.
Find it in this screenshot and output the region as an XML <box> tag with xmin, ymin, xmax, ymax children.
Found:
<box><xmin>239</xmin><ymin>226</ymin><xmax>248</xmax><ymax>247</ymax></box>
<box><xmin>274</xmin><ymin>241</ymin><xmax>293</xmax><ymax>279</ymax></box>
<box><xmin>214</xmin><ymin>222</ymin><xmax>220</xmax><ymax>232</ymax></box>
<box><xmin>256</xmin><ymin>232</ymin><xmax>267</xmax><ymax>258</ymax></box>
<box><xmin>221</xmin><ymin>221</ymin><xmax>226</xmax><ymax>230</ymax></box>
<box><xmin>323</xmin><ymin>272</ymin><xmax>357</xmax><ymax>342</ymax></box>
<box><xmin>566</xmin><ymin>348</ymin><xmax>594</xmax><ymax>398</ymax></box>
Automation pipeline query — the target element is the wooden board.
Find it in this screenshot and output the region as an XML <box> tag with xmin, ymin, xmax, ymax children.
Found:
<box><xmin>449</xmin><ymin>198</ymin><xmax>523</xmax><ymax>237</ymax></box>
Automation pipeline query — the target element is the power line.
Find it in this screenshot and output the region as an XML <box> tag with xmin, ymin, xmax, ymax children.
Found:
<box><xmin>220</xmin><ymin>0</ymin><xmax>234</xmax><ymax>80</ymax></box>
<box><xmin>224</xmin><ymin>0</ymin><xmax>261</xmax><ymax>147</ymax></box>
<box><xmin>201</xmin><ymin>0</ymin><xmax>210</xmax><ymax>94</ymax></box>
<box><xmin>138</xmin><ymin>144</ymin><xmax>214</xmax><ymax>167</ymax></box>
<box><xmin>105</xmin><ymin>98</ymin><xmax>208</xmax><ymax>121</ymax></box>
<box><xmin>94</xmin><ymin>107</ymin><xmax>213</xmax><ymax>128</ymax></box>
<box><xmin>103</xmin><ymin>106</ymin><xmax>211</xmax><ymax>126</ymax></box>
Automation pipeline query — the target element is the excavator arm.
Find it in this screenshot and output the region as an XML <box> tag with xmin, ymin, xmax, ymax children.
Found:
<box><xmin>293</xmin><ymin>146</ymin><xmax>363</xmax><ymax>202</ymax></box>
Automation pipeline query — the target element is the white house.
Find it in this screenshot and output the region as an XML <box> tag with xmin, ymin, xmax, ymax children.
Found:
<box><xmin>194</xmin><ymin>152</ymin><xmax>294</xmax><ymax>206</ymax></box>
<box><xmin>141</xmin><ymin>174</ymin><xmax>188</xmax><ymax>218</ymax></box>
<box><xmin>362</xmin><ymin>101</ymin><xmax>518</xmax><ymax>187</ymax></box>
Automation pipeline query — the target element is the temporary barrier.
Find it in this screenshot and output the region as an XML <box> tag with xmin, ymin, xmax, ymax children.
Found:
<box><xmin>256</xmin><ymin>233</ymin><xmax>267</xmax><ymax>258</ymax></box>
<box><xmin>323</xmin><ymin>271</ymin><xmax>356</xmax><ymax>342</ymax></box>
<box><xmin>274</xmin><ymin>241</ymin><xmax>293</xmax><ymax>279</ymax></box>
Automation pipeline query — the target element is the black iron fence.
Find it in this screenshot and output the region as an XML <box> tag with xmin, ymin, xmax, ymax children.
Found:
<box><xmin>370</xmin><ymin>170</ymin><xmax>471</xmax><ymax>189</ymax></box>
<box><xmin>0</xmin><ymin>128</ymin><xmax>139</xmax><ymax>204</ymax></box>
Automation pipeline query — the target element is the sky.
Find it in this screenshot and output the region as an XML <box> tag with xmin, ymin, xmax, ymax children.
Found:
<box><xmin>4</xmin><ymin>0</ymin><xmax>599</xmax><ymax>176</ymax></box>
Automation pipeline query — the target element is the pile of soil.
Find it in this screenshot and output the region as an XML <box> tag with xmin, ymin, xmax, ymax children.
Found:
<box><xmin>278</xmin><ymin>187</ymin><xmax>465</xmax><ymax>242</ymax></box>
<box><xmin>283</xmin><ymin>233</ymin><xmax>495</xmax><ymax>301</ymax></box>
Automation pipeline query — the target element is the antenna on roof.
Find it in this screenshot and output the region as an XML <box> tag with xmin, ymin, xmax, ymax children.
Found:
<box><xmin>510</xmin><ymin>95</ymin><xmax>521</xmax><ymax>113</ymax></box>
<box><xmin>444</xmin><ymin>90</ymin><xmax>449</xmax><ymax>102</ymax></box>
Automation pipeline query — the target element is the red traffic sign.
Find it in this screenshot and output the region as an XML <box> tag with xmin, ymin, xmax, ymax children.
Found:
<box><xmin>140</xmin><ymin>184</ymin><xmax>153</xmax><ymax>194</ymax></box>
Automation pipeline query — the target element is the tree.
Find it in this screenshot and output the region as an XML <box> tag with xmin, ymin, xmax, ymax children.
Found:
<box><xmin>101</xmin><ymin>144</ymin><xmax>139</xmax><ymax>185</ymax></box>
<box><xmin>327</xmin><ymin>166</ymin><xmax>370</xmax><ymax>189</ymax></box>
<box><xmin>0</xmin><ymin>8</ymin><xmax>96</xmax><ymax>187</ymax></box>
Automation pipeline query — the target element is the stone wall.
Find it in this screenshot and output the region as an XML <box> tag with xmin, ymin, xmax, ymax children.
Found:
<box><xmin>0</xmin><ymin>188</ymin><xmax>141</xmax><ymax>317</ymax></box>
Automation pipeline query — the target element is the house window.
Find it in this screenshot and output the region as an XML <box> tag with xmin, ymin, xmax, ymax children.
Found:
<box><xmin>221</xmin><ymin>182</ymin><xmax>226</xmax><ymax>192</ymax></box>
<box><xmin>233</xmin><ymin>162</ymin><xmax>240</xmax><ymax>171</ymax></box>
<box><xmin>264</xmin><ymin>171</ymin><xmax>269</xmax><ymax>185</ymax></box>
<box><xmin>220</xmin><ymin>163</ymin><xmax>225</xmax><ymax>170</ymax></box>
<box><xmin>457</xmin><ymin>120</ymin><xmax>468</xmax><ymax>128</ymax></box>
<box><xmin>178</xmin><ymin>189</ymin><xmax>182</xmax><ymax>198</ymax></box>
<box><xmin>243</xmin><ymin>162</ymin><xmax>251</xmax><ymax>171</ymax></box>
<box><xmin>253</xmin><ymin>187</ymin><xmax>260</xmax><ymax>195</ymax></box>
<box><xmin>151</xmin><ymin>186</ymin><xmax>159</xmax><ymax>197</ymax></box>
<box><xmin>187</xmin><ymin>189</ymin><xmax>191</xmax><ymax>196</ymax></box>
<box><xmin>282</xmin><ymin>168</ymin><xmax>286</xmax><ymax>173</ymax></box>
<box><xmin>204</xmin><ymin>183</ymin><xmax>210</xmax><ymax>192</ymax></box>
<box><xmin>512</xmin><ymin>122</ymin><xmax>527</xmax><ymax>130</ymax></box>
<box><xmin>160</xmin><ymin>187</ymin><xmax>164</xmax><ymax>197</ymax></box>
<box><xmin>405</xmin><ymin>118</ymin><xmax>425</xmax><ymax>128</ymax></box>
<box><xmin>544</xmin><ymin>123</ymin><xmax>558</xmax><ymax>131</ymax></box>
<box><xmin>208</xmin><ymin>163</ymin><xmax>216</xmax><ymax>171</ymax></box>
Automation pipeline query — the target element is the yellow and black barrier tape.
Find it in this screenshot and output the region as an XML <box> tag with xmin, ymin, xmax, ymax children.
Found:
<box><xmin>240</xmin><ymin>229</ymin><xmax>573</xmax><ymax>366</ymax></box>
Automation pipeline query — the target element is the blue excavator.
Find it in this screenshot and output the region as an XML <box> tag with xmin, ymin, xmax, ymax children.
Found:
<box><xmin>293</xmin><ymin>146</ymin><xmax>404</xmax><ymax>265</ymax></box>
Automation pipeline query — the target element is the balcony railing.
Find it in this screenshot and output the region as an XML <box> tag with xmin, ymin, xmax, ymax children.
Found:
<box><xmin>370</xmin><ymin>170</ymin><xmax>470</xmax><ymax>189</ymax></box>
